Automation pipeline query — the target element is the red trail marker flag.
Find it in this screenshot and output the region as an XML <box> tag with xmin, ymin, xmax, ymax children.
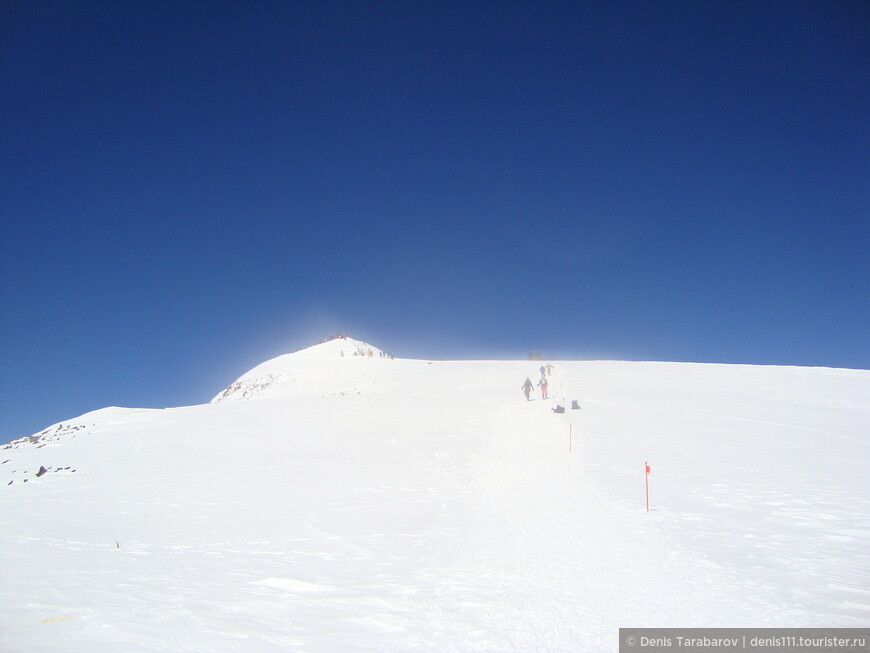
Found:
<box><xmin>645</xmin><ymin>461</ymin><xmax>651</xmax><ymax>511</ymax></box>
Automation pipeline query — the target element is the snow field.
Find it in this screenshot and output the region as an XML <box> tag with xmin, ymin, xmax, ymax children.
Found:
<box><xmin>1</xmin><ymin>345</ymin><xmax>868</xmax><ymax>651</ymax></box>
<box><xmin>563</xmin><ymin>362</ymin><xmax>870</xmax><ymax>626</ymax></box>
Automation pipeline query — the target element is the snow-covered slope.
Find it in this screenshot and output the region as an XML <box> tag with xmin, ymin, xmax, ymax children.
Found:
<box><xmin>2</xmin><ymin>342</ymin><xmax>868</xmax><ymax>652</ymax></box>
<box><xmin>211</xmin><ymin>337</ymin><xmax>385</xmax><ymax>402</ymax></box>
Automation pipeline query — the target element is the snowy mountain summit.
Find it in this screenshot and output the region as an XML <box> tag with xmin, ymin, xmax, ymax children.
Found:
<box><xmin>212</xmin><ymin>336</ymin><xmax>386</xmax><ymax>402</ymax></box>
<box><xmin>2</xmin><ymin>344</ymin><xmax>869</xmax><ymax>651</ymax></box>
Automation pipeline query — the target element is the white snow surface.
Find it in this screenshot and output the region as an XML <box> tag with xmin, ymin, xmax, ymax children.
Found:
<box><xmin>211</xmin><ymin>337</ymin><xmax>385</xmax><ymax>403</ymax></box>
<box><xmin>2</xmin><ymin>341</ymin><xmax>869</xmax><ymax>652</ymax></box>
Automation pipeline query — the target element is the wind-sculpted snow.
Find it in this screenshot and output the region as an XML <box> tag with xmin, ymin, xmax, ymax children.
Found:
<box><xmin>212</xmin><ymin>373</ymin><xmax>297</xmax><ymax>402</ymax></box>
<box><xmin>211</xmin><ymin>337</ymin><xmax>384</xmax><ymax>402</ymax></box>
<box><xmin>1</xmin><ymin>345</ymin><xmax>868</xmax><ymax>651</ymax></box>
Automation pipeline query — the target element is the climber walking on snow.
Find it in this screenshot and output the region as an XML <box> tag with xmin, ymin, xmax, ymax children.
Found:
<box><xmin>521</xmin><ymin>377</ymin><xmax>534</xmax><ymax>401</ymax></box>
<box><xmin>538</xmin><ymin>375</ymin><xmax>549</xmax><ymax>399</ymax></box>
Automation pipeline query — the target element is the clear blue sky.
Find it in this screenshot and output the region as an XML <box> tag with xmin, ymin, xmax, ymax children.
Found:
<box><xmin>2</xmin><ymin>0</ymin><xmax>868</xmax><ymax>442</ymax></box>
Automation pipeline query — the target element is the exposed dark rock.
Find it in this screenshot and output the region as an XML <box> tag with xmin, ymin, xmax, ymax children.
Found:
<box><xmin>36</xmin><ymin>466</ymin><xmax>48</xmax><ymax>477</ymax></box>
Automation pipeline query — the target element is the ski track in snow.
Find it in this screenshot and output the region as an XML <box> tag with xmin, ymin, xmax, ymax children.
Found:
<box><xmin>1</xmin><ymin>343</ymin><xmax>868</xmax><ymax>651</ymax></box>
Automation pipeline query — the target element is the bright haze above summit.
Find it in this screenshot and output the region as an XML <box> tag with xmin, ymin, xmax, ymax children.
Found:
<box><xmin>1</xmin><ymin>1</ymin><xmax>868</xmax><ymax>442</ymax></box>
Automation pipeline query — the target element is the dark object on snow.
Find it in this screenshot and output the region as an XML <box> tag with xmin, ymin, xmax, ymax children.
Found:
<box><xmin>571</xmin><ymin>400</ymin><xmax>581</xmax><ymax>410</ymax></box>
<box><xmin>36</xmin><ymin>465</ymin><xmax>48</xmax><ymax>477</ymax></box>
<box><xmin>521</xmin><ymin>377</ymin><xmax>534</xmax><ymax>401</ymax></box>
<box><xmin>552</xmin><ymin>405</ymin><xmax>565</xmax><ymax>414</ymax></box>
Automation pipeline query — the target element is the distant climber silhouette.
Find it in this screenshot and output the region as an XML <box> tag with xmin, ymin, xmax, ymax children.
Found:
<box><xmin>521</xmin><ymin>377</ymin><xmax>534</xmax><ymax>401</ymax></box>
<box><xmin>538</xmin><ymin>376</ymin><xmax>549</xmax><ymax>399</ymax></box>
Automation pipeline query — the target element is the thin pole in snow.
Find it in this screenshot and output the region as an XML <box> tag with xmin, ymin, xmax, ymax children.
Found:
<box><xmin>645</xmin><ymin>461</ymin><xmax>650</xmax><ymax>512</ymax></box>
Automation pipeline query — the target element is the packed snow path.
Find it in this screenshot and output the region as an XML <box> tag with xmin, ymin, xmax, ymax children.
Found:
<box><xmin>2</xmin><ymin>348</ymin><xmax>868</xmax><ymax>651</ymax></box>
